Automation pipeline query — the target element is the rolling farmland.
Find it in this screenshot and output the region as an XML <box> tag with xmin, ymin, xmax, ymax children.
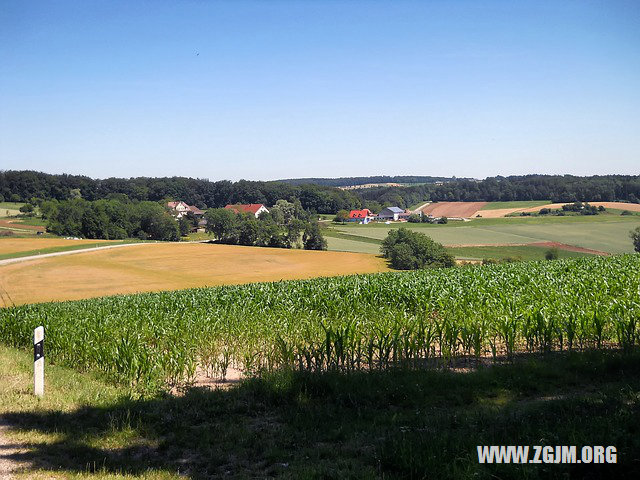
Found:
<box><xmin>1</xmin><ymin>255</ymin><xmax>638</xmax><ymax>390</ymax></box>
<box><xmin>0</xmin><ymin>242</ymin><xmax>388</xmax><ymax>306</ymax></box>
<box><xmin>327</xmin><ymin>215</ymin><xmax>640</xmax><ymax>255</ymax></box>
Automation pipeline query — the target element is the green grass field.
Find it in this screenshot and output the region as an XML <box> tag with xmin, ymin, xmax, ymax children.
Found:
<box><xmin>0</xmin><ymin>201</ymin><xmax>24</xmax><ymax>217</ymax></box>
<box><xmin>480</xmin><ymin>200</ymin><xmax>551</xmax><ymax>210</ymax></box>
<box><xmin>1</xmin><ymin>344</ymin><xmax>639</xmax><ymax>479</ymax></box>
<box><xmin>327</xmin><ymin>215</ymin><xmax>640</xmax><ymax>254</ymax></box>
<box><xmin>449</xmin><ymin>245</ymin><xmax>594</xmax><ymax>261</ymax></box>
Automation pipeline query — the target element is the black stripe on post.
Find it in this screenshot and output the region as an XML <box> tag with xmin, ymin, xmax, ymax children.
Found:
<box><xmin>34</xmin><ymin>340</ymin><xmax>44</xmax><ymax>362</ymax></box>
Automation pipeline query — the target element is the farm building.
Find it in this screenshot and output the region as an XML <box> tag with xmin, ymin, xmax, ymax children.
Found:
<box><xmin>376</xmin><ymin>206</ymin><xmax>408</xmax><ymax>221</ymax></box>
<box><xmin>224</xmin><ymin>203</ymin><xmax>270</xmax><ymax>218</ymax></box>
<box><xmin>167</xmin><ymin>201</ymin><xmax>205</xmax><ymax>218</ymax></box>
<box><xmin>348</xmin><ymin>209</ymin><xmax>375</xmax><ymax>224</ymax></box>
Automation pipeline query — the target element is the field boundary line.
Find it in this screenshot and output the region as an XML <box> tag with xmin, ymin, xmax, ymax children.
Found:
<box><xmin>0</xmin><ymin>242</ymin><xmax>151</xmax><ymax>266</ymax></box>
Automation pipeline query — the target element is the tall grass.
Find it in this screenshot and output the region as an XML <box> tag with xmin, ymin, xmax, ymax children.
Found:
<box><xmin>1</xmin><ymin>255</ymin><xmax>639</xmax><ymax>390</ymax></box>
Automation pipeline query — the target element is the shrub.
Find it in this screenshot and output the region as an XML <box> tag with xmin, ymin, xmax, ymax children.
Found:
<box><xmin>631</xmin><ymin>227</ymin><xmax>640</xmax><ymax>253</ymax></box>
<box><xmin>381</xmin><ymin>228</ymin><xmax>455</xmax><ymax>270</ymax></box>
<box><xmin>545</xmin><ymin>248</ymin><xmax>559</xmax><ymax>260</ymax></box>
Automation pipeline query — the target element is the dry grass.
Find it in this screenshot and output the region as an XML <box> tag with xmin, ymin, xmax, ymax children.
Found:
<box><xmin>0</xmin><ymin>243</ymin><xmax>388</xmax><ymax>306</ymax></box>
<box><xmin>0</xmin><ymin>238</ymin><xmax>114</xmax><ymax>255</ymax></box>
<box><xmin>479</xmin><ymin>201</ymin><xmax>640</xmax><ymax>218</ymax></box>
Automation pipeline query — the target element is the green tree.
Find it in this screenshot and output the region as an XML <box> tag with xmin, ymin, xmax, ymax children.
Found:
<box><xmin>238</xmin><ymin>217</ymin><xmax>260</xmax><ymax>245</ymax></box>
<box><xmin>631</xmin><ymin>227</ymin><xmax>640</xmax><ymax>253</ymax></box>
<box><xmin>19</xmin><ymin>203</ymin><xmax>35</xmax><ymax>215</ymax></box>
<box><xmin>545</xmin><ymin>248</ymin><xmax>559</xmax><ymax>260</ymax></box>
<box><xmin>205</xmin><ymin>208</ymin><xmax>239</xmax><ymax>242</ymax></box>
<box><xmin>381</xmin><ymin>228</ymin><xmax>454</xmax><ymax>270</ymax></box>
<box><xmin>178</xmin><ymin>216</ymin><xmax>191</xmax><ymax>237</ymax></box>
<box><xmin>333</xmin><ymin>210</ymin><xmax>349</xmax><ymax>223</ymax></box>
<box><xmin>303</xmin><ymin>222</ymin><xmax>327</xmax><ymax>250</ymax></box>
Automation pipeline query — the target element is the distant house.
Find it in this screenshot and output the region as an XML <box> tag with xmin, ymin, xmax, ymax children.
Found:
<box><xmin>224</xmin><ymin>203</ymin><xmax>269</xmax><ymax>218</ymax></box>
<box><xmin>348</xmin><ymin>209</ymin><xmax>374</xmax><ymax>224</ymax></box>
<box><xmin>167</xmin><ymin>201</ymin><xmax>205</xmax><ymax>218</ymax></box>
<box><xmin>376</xmin><ymin>206</ymin><xmax>405</xmax><ymax>221</ymax></box>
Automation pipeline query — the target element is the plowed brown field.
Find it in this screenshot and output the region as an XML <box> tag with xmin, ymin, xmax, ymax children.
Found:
<box><xmin>420</xmin><ymin>202</ymin><xmax>488</xmax><ymax>218</ymax></box>
<box><xmin>0</xmin><ymin>243</ymin><xmax>388</xmax><ymax>306</ymax></box>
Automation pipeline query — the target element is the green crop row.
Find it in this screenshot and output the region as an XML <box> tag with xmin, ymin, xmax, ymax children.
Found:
<box><xmin>1</xmin><ymin>255</ymin><xmax>639</xmax><ymax>391</ymax></box>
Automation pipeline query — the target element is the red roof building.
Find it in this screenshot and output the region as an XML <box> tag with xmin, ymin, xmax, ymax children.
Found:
<box><xmin>224</xmin><ymin>203</ymin><xmax>270</xmax><ymax>218</ymax></box>
<box><xmin>349</xmin><ymin>209</ymin><xmax>373</xmax><ymax>219</ymax></box>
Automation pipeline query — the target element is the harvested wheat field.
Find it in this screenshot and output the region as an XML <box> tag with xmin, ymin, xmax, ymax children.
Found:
<box><xmin>520</xmin><ymin>202</ymin><xmax>640</xmax><ymax>213</ymax></box>
<box><xmin>420</xmin><ymin>201</ymin><xmax>487</xmax><ymax>218</ymax></box>
<box><xmin>479</xmin><ymin>202</ymin><xmax>640</xmax><ymax>218</ymax></box>
<box><xmin>0</xmin><ymin>242</ymin><xmax>389</xmax><ymax>306</ymax></box>
<box><xmin>0</xmin><ymin>237</ymin><xmax>114</xmax><ymax>255</ymax></box>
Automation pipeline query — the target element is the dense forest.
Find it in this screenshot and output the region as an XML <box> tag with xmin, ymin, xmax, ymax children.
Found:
<box><xmin>357</xmin><ymin>174</ymin><xmax>640</xmax><ymax>209</ymax></box>
<box><xmin>275</xmin><ymin>175</ymin><xmax>457</xmax><ymax>187</ymax></box>
<box><xmin>0</xmin><ymin>171</ymin><xmax>361</xmax><ymax>213</ymax></box>
<box><xmin>1</xmin><ymin>171</ymin><xmax>639</xmax><ymax>213</ymax></box>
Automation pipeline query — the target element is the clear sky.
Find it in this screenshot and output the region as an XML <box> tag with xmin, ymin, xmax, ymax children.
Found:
<box><xmin>1</xmin><ymin>0</ymin><xmax>639</xmax><ymax>181</ymax></box>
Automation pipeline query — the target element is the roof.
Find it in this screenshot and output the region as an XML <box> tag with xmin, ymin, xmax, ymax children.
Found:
<box><xmin>385</xmin><ymin>207</ymin><xmax>404</xmax><ymax>213</ymax></box>
<box><xmin>168</xmin><ymin>201</ymin><xmax>204</xmax><ymax>215</ymax></box>
<box><xmin>224</xmin><ymin>204</ymin><xmax>267</xmax><ymax>215</ymax></box>
<box><xmin>349</xmin><ymin>209</ymin><xmax>373</xmax><ymax>218</ymax></box>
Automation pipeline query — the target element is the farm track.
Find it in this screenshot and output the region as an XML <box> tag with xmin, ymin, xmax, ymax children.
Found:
<box><xmin>0</xmin><ymin>241</ymin><xmax>149</xmax><ymax>266</ymax></box>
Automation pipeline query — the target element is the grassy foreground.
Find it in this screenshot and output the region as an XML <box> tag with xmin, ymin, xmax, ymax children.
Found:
<box><xmin>1</xmin><ymin>344</ymin><xmax>639</xmax><ymax>479</ymax></box>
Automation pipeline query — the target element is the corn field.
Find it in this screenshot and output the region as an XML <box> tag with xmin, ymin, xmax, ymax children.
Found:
<box><xmin>1</xmin><ymin>255</ymin><xmax>639</xmax><ymax>390</ymax></box>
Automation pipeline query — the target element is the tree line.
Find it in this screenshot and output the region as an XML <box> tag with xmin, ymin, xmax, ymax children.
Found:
<box><xmin>359</xmin><ymin>175</ymin><xmax>640</xmax><ymax>209</ymax></box>
<box><xmin>40</xmin><ymin>198</ymin><xmax>181</xmax><ymax>241</ymax></box>
<box><xmin>34</xmin><ymin>197</ymin><xmax>327</xmax><ymax>249</ymax></box>
<box><xmin>2</xmin><ymin>171</ymin><xmax>639</xmax><ymax>215</ymax></box>
<box><xmin>0</xmin><ymin>171</ymin><xmax>360</xmax><ymax>214</ymax></box>
<box><xmin>204</xmin><ymin>199</ymin><xmax>326</xmax><ymax>250</ymax></box>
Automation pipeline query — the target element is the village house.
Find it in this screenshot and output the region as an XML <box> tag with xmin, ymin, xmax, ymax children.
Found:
<box><xmin>376</xmin><ymin>206</ymin><xmax>406</xmax><ymax>221</ymax></box>
<box><xmin>348</xmin><ymin>208</ymin><xmax>375</xmax><ymax>224</ymax></box>
<box><xmin>167</xmin><ymin>201</ymin><xmax>205</xmax><ymax>218</ymax></box>
<box><xmin>224</xmin><ymin>203</ymin><xmax>270</xmax><ymax>218</ymax></box>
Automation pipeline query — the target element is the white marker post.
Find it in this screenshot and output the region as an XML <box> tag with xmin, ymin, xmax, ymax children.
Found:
<box><xmin>34</xmin><ymin>326</ymin><xmax>44</xmax><ymax>397</ymax></box>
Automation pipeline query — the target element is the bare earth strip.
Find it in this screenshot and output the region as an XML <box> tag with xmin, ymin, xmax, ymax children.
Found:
<box><xmin>0</xmin><ymin>243</ymin><xmax>388</xmax><ymax>306</ymax></box>
<box><xmin>0</xmin><ymin>422</ymin><xmax>27</xmax><ymax>479</ymax></box>
<box><xmin>479</xmin><ymin>202</ymin><xmax>640</xmax><ymax>218</ymax></box>
<box><xmin>0</xmin><ymin>220</ymin><xmax>44</xmax><ymax>232</ymax></box>
<box><xmin>420</xmin><ymin>202</ymin><xmax>488</xmax><ymax>218</ymax></box>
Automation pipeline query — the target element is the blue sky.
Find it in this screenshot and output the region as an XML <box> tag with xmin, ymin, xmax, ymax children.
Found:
<box><xmin>1</xmin><ymin>0</ymin><xmax>639</xmax><ymax>181</ymax></box>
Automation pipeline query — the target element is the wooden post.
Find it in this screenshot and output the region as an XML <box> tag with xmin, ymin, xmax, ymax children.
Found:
<box><xmin>34</xmin><ymin>326</ymin><xmax>44</xmax><ymax>397</ymax></box>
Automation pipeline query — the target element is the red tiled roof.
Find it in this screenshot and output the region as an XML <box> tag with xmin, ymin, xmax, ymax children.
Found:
<box><xmin>224</xmin><ymin>204</ymin><xmax>266</xmax><ymax>215</ymax></box>
<box><xmin>349</xmin><ymin>209</ymin><xmax>373</xmax><ymax>218</ymax></box>
<box><xmin>188</xmin><ymin>205</ymin><xmax>204</xmax><ymax>215</ymax></box>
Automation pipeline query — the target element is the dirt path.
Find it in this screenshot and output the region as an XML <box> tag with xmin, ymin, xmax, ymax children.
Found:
<box><xmin>0</xmin><ymin>242</ymin><xmax>150</xmax><ymax>266</ymax></box>
<box><xmin>0</xmin><ymin>421</ymin><xmax>27</xmax><ymax>479</ymax></box>
<box><xmin>411</xmin><ymin>202</ymin><xmax>431</xmax><ymax>214</ymax></box>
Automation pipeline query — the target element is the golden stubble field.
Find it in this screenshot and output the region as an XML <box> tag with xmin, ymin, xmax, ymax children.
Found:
<box><xmin>0</xmin><ymin>238</ymin><xmax>114</xmax><ymax>255</ymax></box>
<box><xmin>0</xmin><ymin>242</ymin><xmax>389</xmax><ymax>306</ymax></box>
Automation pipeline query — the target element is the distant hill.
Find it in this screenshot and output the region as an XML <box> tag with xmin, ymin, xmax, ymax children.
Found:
<box><xmin>274</xmin><ymin>176</ymin><xmax>467</xmax><ymax>187</ymax></box>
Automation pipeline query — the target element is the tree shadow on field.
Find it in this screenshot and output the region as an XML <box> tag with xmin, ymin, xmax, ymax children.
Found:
<box><xmin>3</xmin><ymin>350</ymin><xmax>640</xmax><ymax>479</ymax></box>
